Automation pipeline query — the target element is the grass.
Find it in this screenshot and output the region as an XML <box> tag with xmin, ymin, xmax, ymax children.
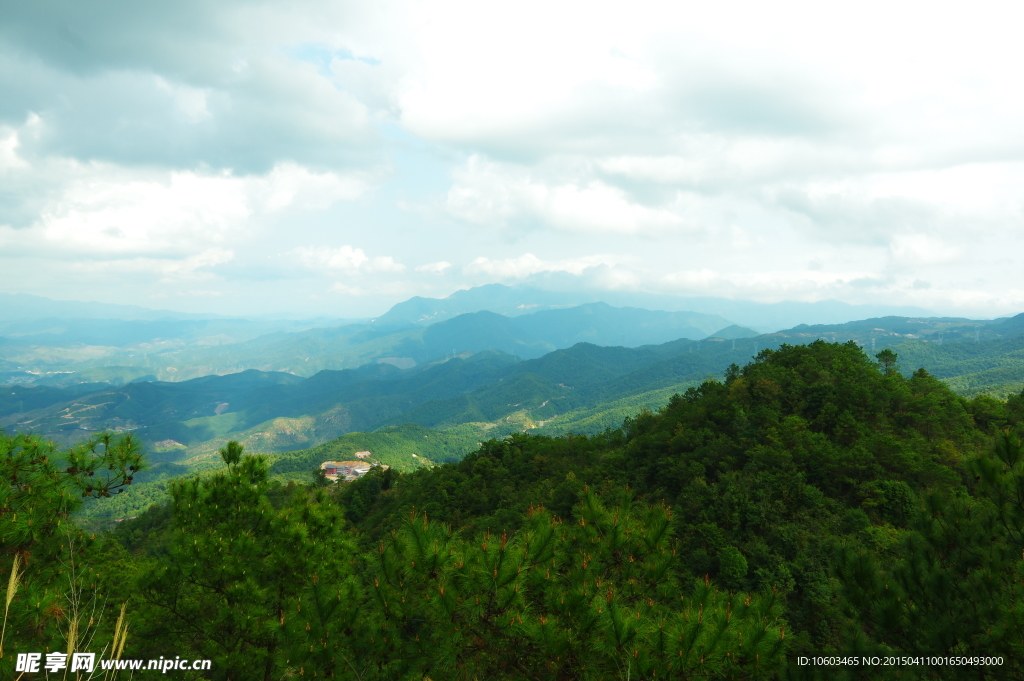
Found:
<box><xmin>0</xmin><ymin>553</ymin><xmax>21</xmax><ymax>658</ymax></box>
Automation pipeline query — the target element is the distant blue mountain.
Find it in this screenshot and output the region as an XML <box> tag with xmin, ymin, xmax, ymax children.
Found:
<box><xmin>370</xmin><ymin>284</ymin><xmax>938</xmax><ymax>333</ymax></box>
<box><xmin>385</xmin><ymin>304</ymin><xmax>734</xmax><ymax>361</ymax></box>
<box><xmin>4</xmin><ymin>286</ymin><xmax>940</xmax><ymax>334</ymax></box>
<box><xmin>0</xmin><ymin>293</ymin><xmax>222</xmax><ymax>321</ymax></box>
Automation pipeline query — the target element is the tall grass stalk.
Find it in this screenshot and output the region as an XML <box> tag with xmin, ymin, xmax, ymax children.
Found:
<box><xmin>93</xmin><ymin>603</ymin><xmax>130</xmax><ymax>680</ymax></box>
<box><xmin>112</xmin><ymin>602</ymin><xmax>128</xmax><ymax>660</ymax></box>
<box><xmin>1</xmin><ymin>553</ymin><xmax>22</xmax><ymax>659</ymax></box>
<box><xmin>58</xmin><ymin>529</ymin><xmax>106</xmax><ymax>679</ymax></box>
<box><xmin>66</xmin><ymin>614</ymin><xmax>79</xmax><ymax>664</ymax></box>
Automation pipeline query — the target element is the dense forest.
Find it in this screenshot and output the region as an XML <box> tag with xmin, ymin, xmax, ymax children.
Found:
<box><xmin>3</xmin><ymin>341</ymin><xmax>1024</xmax><ymax>679</ymax></box>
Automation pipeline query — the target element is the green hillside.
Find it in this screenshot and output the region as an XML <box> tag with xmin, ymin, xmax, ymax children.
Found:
<box><xmin>12</xmin><ymin>341</ymin><xmax>1024</xmax><ymax>678</ymax></box>
<box><xmin>749</xmin><ymin>314</ymin><xmax>1024</xmax><ymax>398</ymax></box>
<box><xmin>10</xmin><ymin>310</ymin><xmax>1024</xmax><ymax>531</ymax></box>
<box><xmin>13</xmin><ymin>319</ymin><xmax>1024</xmax><ymax>475</ymax></box>
<box><xmin>942</xmin><ymin>365</ymin><xmax>1024</xmax><ymax>398</ymax></box>
<box><xmin>76</xmin><ymin>422</ymin><xmax>485</xmax><ymax>522</ymax></box>
<box><xmin>267</xmin><ymin>422</ymin><xmax>488</xmax><ymax>480</ymax></box>
<box><xmin>2</xmin><ymin>337</ymin><xmax>738</xmax><ymax>457</ymax></box>
<box><xmin>891</xmin><ymin>334</ymin><xmax>1024</xmax><ymax>396</ymax></box>
<box><xmin>65</xmin><ymin>340</ymin><xmax>734</xmax><ymax>521</ymax></box>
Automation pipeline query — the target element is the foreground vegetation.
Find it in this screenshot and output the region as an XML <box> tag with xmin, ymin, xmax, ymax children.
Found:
<box><xmin>3</xmin><ymin>341</ymin><xmax>1024</xmax><ymax>679</ymax></box>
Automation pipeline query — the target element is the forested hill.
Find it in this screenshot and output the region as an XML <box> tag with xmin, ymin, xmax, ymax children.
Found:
<box><xmin>8</xmin><ymin>341</ymin><xmax>1022</xmax><ymax>679</ymax></box>
<box><xmin>303</xmin><ymin>341</ymin><xmax>1024</xmax><ymax>673</ymax></box>
<box><xmin>335</xmin><ymin>341</ymin><xmax>1018</xmax><ymax>587</ymax></box>
<box><xmin>0</xmin><ymin>340</ymin><xmax>726</xmax><ymax>452</ymax></box>
<box><xmin>765</xmin><ymin>314</ymin><xmax>1024</xmax><ymax>397</ymax></box>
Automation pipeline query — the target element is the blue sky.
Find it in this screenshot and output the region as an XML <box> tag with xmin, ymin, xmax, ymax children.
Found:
<box><xmin>1</xmin><ymin>0</ymin><xmax>1023</xmax><ymax>318</ymax></box>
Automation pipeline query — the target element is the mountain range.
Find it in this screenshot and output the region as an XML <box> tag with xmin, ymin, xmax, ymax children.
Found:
<box><xmin>3</xmin><ymin>286</ymin><xmax>1023</xmax><ymax>523</ymax></box>
<box><xmin>369</xmin><ymin>284</ymin><xmax>937</xmax><ymax>331</ymax></box>
<box><xmin>7</xmin><ymin>309</ymin><xmax>1024</xmax><ymax>458</ymax></box>
<box><xmin>0</xmin><ymin>283</ymin><xmax>952</xmax><ymax>390</ymax></box>
<box><xmin>0</xmin><ymin>299</ymin><xmax>746</xmax><ymax>387</ymax></box>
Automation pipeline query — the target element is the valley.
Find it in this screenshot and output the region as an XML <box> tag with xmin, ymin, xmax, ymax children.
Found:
<box><xmin>6</xmin><ymin>287</ymin><xmax>1024</xmax><ymax>676</ymax></box>
<box><xmin>3</xmin><ymin>287</ymin><xmax>1024</xmax><ymax>524</ymax></box>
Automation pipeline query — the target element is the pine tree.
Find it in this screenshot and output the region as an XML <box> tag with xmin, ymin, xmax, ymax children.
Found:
<box><xmin>0</xmin><ymin>432</ymin><xmax>144</xmax><ymax>666</ymax></box>
<box><xmin>365</xmin><ymin>488</ymin><xmax>785</xmax><ymax>679</ymax></box>
<box><xmin>136</xmin><ymin>441</ymin><xmax>357</xmax><ymax>680</ymax></box>
<box><xmin>835</xmin><ymin>430</ymin><xmax>1024</xmax><ymax>679</ymax></box>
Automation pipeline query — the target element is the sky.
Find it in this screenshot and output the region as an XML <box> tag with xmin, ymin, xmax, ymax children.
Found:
<box><xmin>1</xmin><ymin>0</ymin><xmax>1023</xmax><ymax>319</ymax></box>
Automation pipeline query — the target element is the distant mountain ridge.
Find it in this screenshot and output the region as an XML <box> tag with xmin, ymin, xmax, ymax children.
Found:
<box><xmin>0</xmin><ymin>293</ymin><xmax>224</xmax><ymax>321</ymax></box>
<box><xmin>19</xmin><ymin>310</ymin><xmax>1024</xmax><ymax>524</ymax></box>
<box><xmin>387</xmin><ymin>304</ymin><xmax>733</xmax><ymax>361</ymax></box>
<box><xmin>767</xmin><ymin>313</ymin><xmax>1024</xmax><ymax>344</ymax></box>
<box><xmin>0</xmin><ymin>316</ymin><xmax>350</xmax><ymax>348</ymax></box>
<box><xmin>4</xmin><ymin>283</ymin><xmax>895</xmax><ymax>335</ymax></box>
<box><xmin>706</xmin><ymin>325</ymin><xmax>760</xmax><ymax>340</ymax></box>
<box><xmin>0</xmin><ymin>285</ymin><xmax>948</xmax><ymax>333</ymax></box>
<box><xmin>0</xmin><ymin>335</ymin><xmax>738</xmax><ymax>454</ymax></box>
<box><xmin>14</xmin><ymin>310</ymin><xmax>1024</xmax><ymax>460</ymax></box>
<box><xmin>370</xmin><ymin>284</ymin><xmax>939</xmax><ymax>333</ymax></box>
<box><xmin>0</xmin><ymin>303</ymin><xmax>736</xmax><ymax>387</ymax></box>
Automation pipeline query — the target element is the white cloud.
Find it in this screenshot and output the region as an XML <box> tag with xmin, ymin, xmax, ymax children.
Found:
<box><xmin>3</xmin><ymin>0</ymin><xmax>1024</xmax><ymax>316</ymax></box>
<box><xmin>888</xmin><ymin>234</ymin><xmax>961</xmax><ymax>267</ymax></box>
<box><xmin>0</xmin><ymin>2</ymin><xmax>384</xmax><ymax>173</ymax></box>
<box><xmin>446</xmin><ymin>156</ymin><xmax>685</xmax><ymax>235</ymax></box>
<box><xmin>0</xmin><ymin>124</ymin><xmax>373</xmax><ymax>260</ymax></box>
<box><xmin>0</xmin><ymin>126</ymin><xmax>28</xmax><ymax>171</ymax></box>
<box><xmin>69</xmin><ymin>248</ymin><xmax>235</xmax><ymax>283</ymax></box>
<box><xmin>464</xmin><ymin>253</ymin><xmax>624</xmax><ymax>279</ymax></box>
<box><xmin>415</xmin><ymin>261</ymin><xmax>451</xmax><ymax>274</ymax></box>
<box><xmin>329</xmin><ymin>280</ymin><xmax>418</xmax><ymax>297</ymax></box>
<box><xmin>37</xmin><ymin>172</ymin><xmax>251</xmax><ymax>256</ymax></box>
<box><xmin>396</xmin><ymin>1</ymin><xmax>659</xmax><ymax>148</ymax></box>
<box><xmin>292</xmin><ymin>245</ymin><xmax>405</xmax><ymax>273</ymax></box>
<box><xmin>257</xmin><ymin>164</ymin><xmax>373</xmax><ymax>212</ymax></box>
<box><xmin>153</xmin><ymin>77</ymin><xmax>213</xmax><ymax>123</ymax></box>
<box><xmin>367</xmin><ymin>256</ymin><xmax>406</xmax><ymax>273</ymax></box>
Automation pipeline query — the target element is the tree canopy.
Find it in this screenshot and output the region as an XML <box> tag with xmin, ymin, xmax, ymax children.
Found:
<box><xmin>3</xmin><ymin>340</ymin><xmax>1024</xmax><ymax>679</ymax></box>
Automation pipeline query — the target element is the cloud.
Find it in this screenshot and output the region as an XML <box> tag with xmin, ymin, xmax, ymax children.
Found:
<box><xmin>401</xmin><ymin>0</ymin><xmax>1024</xmax><ymax>283</ymax></box>
<box><xmin>656</xmin><ymin>266</ymin><xmax>901</xmax><ymax>304</ymax></box>
<box><xmin>464</xmin><ymin>253</ymin><xmax>624</xmax><ymax>279</ymax></box>
<box><xmin>0</xmin><ymin>149</ymin><xmax>370</xmax><ymax>256</ymax></box>
<box><xmin>0</xmin><ymin>53</ymin><xmax>379</xmax><ymax>174</ymax></box>
<box><xmin>0</xmin><ymin>1</ymin><xmax>386</xmax><ymax>174</ymax></box>
<box><xmin>0</xmin><ymin>133</ymin><xmax>377</xmax><ymax>316</ymax></box>
<box><xmin>2</xmin><ymin>0</ymin><xmax>1024</xmax><ymax>317</ymax></box>
<box><xmin>415</xmin><ymin>261</ymin><xmax>451</xmax><ymax>274</ymax></box>
<box><xmin>292</xmin><ymin>245</ymin><xmax>405</xmax><ymax>273</ymax></box>
<box><xmin>445</xmin><ymin>156</ymin><xmax>687</xmax><ymax>235</ymax></box>
<box><xmin>888</xmin><ymin>234</ymin><xmax>961</xmax><ymax>267</ymax></box>
<box><xmin>257</xmin><ymin>164</ymin><xmax>373</xmax><ymax>211</ymax></box>
<box><xmin>329</xmin><ymin>280</ymin><xmax>419</xmax><ymax>297</ymax></box>
<box><xmin>65</xmin><ymin>248</ymin><xmax>235</xmax><ymax>285</ymax></box>
<box><xmin>39</xmin><ymin>173</ymin><xmax>250</xmax><ymax>256</ymax></box>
